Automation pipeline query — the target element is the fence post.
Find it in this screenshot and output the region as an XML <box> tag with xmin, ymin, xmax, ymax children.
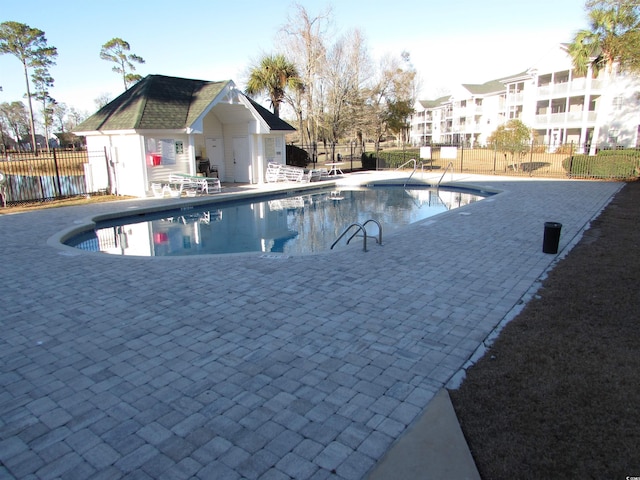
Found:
<box><xmin>52</xmin><ymin>148</ymin><xmax>63</xmax><ymax>196</ymax></box>
<box><xmin>529</xmin><ymin>140</ymin><xmax>534</xmax><ymax>177</ymax></box>
<box><xmin>104</xmin><ymin>147</ymin><xmax>114</xmax><ymax>195</ymax></box>
<box><xmin>460</xmin><ymin>143</ymin><xmax>464</xmax><ymax>173</ymax></box>
<box><xmin>493</xmin><ymin>142</ymin><xmax>497</xmax><ymax>174</ymax></box>
<box><xmin>568</xmin><ymin>141</ymin><xmax>574</xmax><ymax>178</ymax></box>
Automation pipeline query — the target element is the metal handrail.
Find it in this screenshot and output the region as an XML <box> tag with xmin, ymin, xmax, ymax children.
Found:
<box><xmin>437</xmin><ymin>161</ymin><xmax>455</xmax><ymax>186</ymax></box>
<box><xmin>396</xmin><ymin>158</ymin><xmax>418</xmax><ymax>188</ymax></box>
<box><xmin>346</xmin><ymin>219</ymin><xmax>382</xmax><ymax>246</ymax></box>
<box><xmin>396</xmin><ymin>158</ymin><xmax>417</xmax><ymax>171</ymax></box>
<box><xmin>331</xmin><ymin>223</ymin><xmax>368</xmax><ymax>251</ymax></box>
<box><xmin>331</xmin><ymin>219</ymin><xmax>383</xmax><ymax>252</ymax></box>
<box><xmin>358</xmin><ymin>219</ymin><xmax>383</xmax><ymax>246</ymax></box>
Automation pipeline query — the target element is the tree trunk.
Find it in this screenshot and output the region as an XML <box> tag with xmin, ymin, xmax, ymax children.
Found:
<box><xmin>22</xmin><ymin>60</ymin><xmax>38</xmax><ymax>155</ymax></box>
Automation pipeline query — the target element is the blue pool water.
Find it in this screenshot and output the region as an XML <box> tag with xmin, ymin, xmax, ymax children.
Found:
<box><xmin>66</xmin><ymin>186</ymin><xmax>490</xmax><ymax>256</ymax></box>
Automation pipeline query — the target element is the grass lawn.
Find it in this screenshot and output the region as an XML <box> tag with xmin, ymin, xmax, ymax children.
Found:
<box><xmin>449</xmin><ymin>180</ymin><xmax>640</xmax><ymax>479</ymax></box>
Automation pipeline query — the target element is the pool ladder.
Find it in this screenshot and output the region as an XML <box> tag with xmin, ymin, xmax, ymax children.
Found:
<box><xmin>331</xmin><ymin>219</ymin><xmax>382</xmax><ymax>252</ymax></box>
<box><xmin>437</xmin><ymin>161</ymin><xmax>455</xmax><ymax>186</ymax></box>
<box><xmin>396</xmin><ymin>158</ymin><xmax>428</xmax><ymax>187</ymax></box>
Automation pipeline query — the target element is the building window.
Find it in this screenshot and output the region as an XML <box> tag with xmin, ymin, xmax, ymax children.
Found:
<box><xmin>612</xmin><ymin>96</ymin><xmax>623</xmax><ymax>111</ymax></box>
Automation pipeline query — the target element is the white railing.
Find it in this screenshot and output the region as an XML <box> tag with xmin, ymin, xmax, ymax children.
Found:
<box><xmin>534</xmin><ymin>110</ymin><xmax>599</xmax><ymax>125</ymax></box>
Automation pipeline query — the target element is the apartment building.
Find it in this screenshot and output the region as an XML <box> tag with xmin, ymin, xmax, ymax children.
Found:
<box><xmin>410</xmin><ymin>44</ymin><xmax>640</xmax><ymax>151</ymax></box>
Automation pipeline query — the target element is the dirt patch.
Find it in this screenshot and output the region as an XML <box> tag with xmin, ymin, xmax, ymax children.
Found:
<box><xmin>449</xmin><ymin>180</ymin><xmax>640</xmax><ymax>479</ymax></box>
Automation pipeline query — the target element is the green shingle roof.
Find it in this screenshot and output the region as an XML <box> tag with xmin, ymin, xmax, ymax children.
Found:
<box><xmin>245</xmin><ymin>97</ymin><xmax>295</xmax><ymax>131</ymax></box>
<box><xmin>418</xmin><ymin>96</ymin><xmax>450</xmax><ymax>108</ymax></box>
<box><xmin>75</xmin><ymin>75</ymin><xmax>229</xmax><ymax>131</ymax></box>
<box><xmin>461</xmin><ymin>79</ymin><xmax>507</xmax><ymax>95</ymax></box>
<box><xmin>75</xmin><ymin>74</ymin><xmax>294</xmax><ymax>133</ymax></box>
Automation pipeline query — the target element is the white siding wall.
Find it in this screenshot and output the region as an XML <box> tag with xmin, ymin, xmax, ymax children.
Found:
<box><xmin>111</xmin><ymin>135</ymin><xmax>146</xmax><ymax>197</ymax></box>
<box><xmin>144</xmin><ymin>134</ymin><xmax>192</xmax><ymax>185</ymax></box>
<box><xmin>85</xmin><ymin>134</ymin><xmax>146</xmax><ymax>196</ymax></box>
<box><xmin>85</xmin><ymin>136</ymin><xmax>112</xmax><ymax>193</ymax></box>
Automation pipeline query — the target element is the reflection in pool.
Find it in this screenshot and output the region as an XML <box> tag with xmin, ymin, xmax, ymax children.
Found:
<box><xmin>66</xmin><ymin>186</ymin><xmax>489</xmax><ymax>256</ymax></box>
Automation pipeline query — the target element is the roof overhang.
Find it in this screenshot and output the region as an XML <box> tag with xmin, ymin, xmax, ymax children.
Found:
<box><xmin>188</xmin><ymin>81</ymin><xmax>243</xmax><ymax>132</ymax></box>
<box><xmin>75</xmin><ymin>129</ymin><xmax>138</xmax><ymax>137</ymax></box>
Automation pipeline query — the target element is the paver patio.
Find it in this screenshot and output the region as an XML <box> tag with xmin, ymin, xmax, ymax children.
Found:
<box><xmin>0</xmin><ymin>173</ymin><xmax>622</xmax><ymax>479</ymax></box>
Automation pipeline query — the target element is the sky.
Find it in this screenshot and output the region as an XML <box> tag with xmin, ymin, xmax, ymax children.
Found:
<box><xmin>1</xmin><ymin>0</ymin><xmax>589</xmax><ymax>117</ymax></box>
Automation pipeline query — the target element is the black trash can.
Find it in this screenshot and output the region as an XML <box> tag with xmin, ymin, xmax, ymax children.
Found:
<box><xmin>542</xmin><ymin>222</ymin><xmax>562</xmax><ymax>254</ymax></box>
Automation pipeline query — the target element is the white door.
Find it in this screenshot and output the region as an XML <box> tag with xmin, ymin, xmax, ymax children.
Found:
<box><xmin>205</xmin><ymin>137</ymin><xmax>224</xmax><ymax>180</ymax></box>
<box><xmin>233</xmin><ymin>137</ymin><xmax>251</xmax><ymax>183</ymax></box>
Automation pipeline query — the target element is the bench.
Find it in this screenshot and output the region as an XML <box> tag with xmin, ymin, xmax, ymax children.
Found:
<box><xmin>266</xmin><ymin>163</ymin><xmax>330</xmax><ymax>183</ymax></box>
<box><xmin>308</xmin><ymin>168</ymin><xmax>330</xmax><ymax>181</ymax></box>
<box><xmin>169</xmin><ymin>173</ymin><xmax>221</xmax><ymax>194</ymax></box>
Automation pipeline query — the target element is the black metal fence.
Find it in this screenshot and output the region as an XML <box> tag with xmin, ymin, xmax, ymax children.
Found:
<box><xmin>0</xmin><ymin>149</ymin><xmax>110</xmax><ymax>206</ymax></box>
<box><xmin>360</xmin><ymin>143</ymin><xmax>640</xmax><ymax>180</ymax></box>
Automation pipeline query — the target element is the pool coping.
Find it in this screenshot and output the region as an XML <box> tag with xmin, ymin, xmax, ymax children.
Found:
<box><xmin>48</xmin><ymin>172</ymin><xmax>499</xmax><ymax>259</ymax></box>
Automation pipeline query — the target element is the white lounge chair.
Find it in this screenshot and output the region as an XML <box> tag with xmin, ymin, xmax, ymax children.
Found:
<box><xmin>266</xmin><ymin>162</ymin><xmax>310</xmax><ymax>183</ymax></box>
<box><xmin>151</xmin><ymin>183</ymin><xmax>165</xmax><ymax>198</ymax></box>
<box><xmin>266</xmin><ymin>162</ymin><xmax>283</xmax><ymax>182</ymax></box>
<box><xmin>169</xmin><ymin>173</ymin><xmax>221</xmax><ymax>195</ymax></box>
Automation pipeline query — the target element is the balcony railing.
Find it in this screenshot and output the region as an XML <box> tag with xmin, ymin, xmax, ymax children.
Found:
<box><xmin>507</xmin><ymin>92</ymin><xmax>524</xmax><ymax>104</ymax></box>
<box><xmin>534</xmin><ymin>111</ymin><xmax>598</xmax><ymax>125</ymax></box>
<box><xmin>537</xmin><ymin>77</ymin><xmax>604</xmax><ymax>97</ymax></box>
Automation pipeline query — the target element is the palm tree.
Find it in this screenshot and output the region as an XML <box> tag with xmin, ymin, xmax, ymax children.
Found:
<box><xmin>245</xmin><ymin>54</ymin><xmax>303</xmax><ymax>117</ymax></box>
<box><xmin>568</xmin><ymin>1</ymin><xmax>640</xmax><ymax>154</ymax></box>
<box><xmin>568</xmin><ymin>0</ymin><xmax>640</xmax><ymax>76</ymax></box>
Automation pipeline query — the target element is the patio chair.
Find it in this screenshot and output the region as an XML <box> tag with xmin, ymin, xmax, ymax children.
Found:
<box><xmin>266</xmin><ymin>162</ymin><xmax>282</xmax><ymax>182</ymax></box>
<box><xmin>166</xmin><ymin>182</ymin><xmax>183</xmax><ymax>197</ymax></box>
<box><xmin>204</xmin><ymin>177</ymin><xmax>221</xmax><ymax>194</ymax></box>
<box><xmin>151</xmin><ymin>183</ymin><xmax>165</xmax><ymax>198</ymax></box>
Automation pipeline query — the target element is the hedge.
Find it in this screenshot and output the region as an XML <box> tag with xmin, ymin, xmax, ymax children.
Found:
<box><xmin>563</xmin><ymin>150</ymin><xmax>640</xmax><ymax>178</ymax></box>
<box><xmin>361</xmin><ymin>150</ymin><xmax>420</xmax><ymax>170</ymax></box>
<box><xmin>286</xmin><ymin>144</ymin><xmax>310</xmax><ymax>168</ymax></box>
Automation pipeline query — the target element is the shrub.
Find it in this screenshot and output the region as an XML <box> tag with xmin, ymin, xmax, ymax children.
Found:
<box><xmin>596</xmin><ymin>148</ymin><xmax>640</xmax><ymax>159</ymax></box>
<box><xmin>286</xmin><ymin>144</ymin><xmax>310</xmax><ymax>168</ymax></box>
<box><xmin>532</xmin><ymin>144</ymin><xmax>547</xmax><ymax>154</ymax></box>
<box><xmin>361</xmin><ymin>149</ymin><xmax>420</xmax><ymax>170</ymax></box>
<box><xmin>553</xmin><ymin>144</ymin><xmax>575</xmax><ymax>155</ymax></box>
<box><xmin>563</xmin><ymin>151</ymin><xmax>640</xmax><ymax>178</ymax></box>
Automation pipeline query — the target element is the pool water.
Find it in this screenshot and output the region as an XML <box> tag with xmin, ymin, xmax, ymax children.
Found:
<box><xmin>67</xmin><ymin>186</ymin><xmax>489</xmax><ymax>256</ymax></box>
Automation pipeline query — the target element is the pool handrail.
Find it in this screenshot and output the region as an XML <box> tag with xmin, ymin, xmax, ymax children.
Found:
<box><xmin>331</xmin><ymin>219</ymin><xmax>383</xmax><ymax>252</ymax></box>
<box><xmin>438</xmin><ymin>161</ymin><xmax>455</xmax><ymax>186</ymax></box>
<box><xmin>396</xmin><ymin>158</ymin><xmax>429</xmax><ymax>188</ymax></box>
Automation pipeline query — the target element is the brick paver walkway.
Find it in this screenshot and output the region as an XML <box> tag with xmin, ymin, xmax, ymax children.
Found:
<box><xmin>0</xmin><ymin>174</ymin><xmax>621</xmax><ymax>479</ymax></box>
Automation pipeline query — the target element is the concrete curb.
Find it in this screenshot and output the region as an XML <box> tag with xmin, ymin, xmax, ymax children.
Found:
<box><xmin>367</xmin><ymin>389</ymin><xmax>481</xmax><ymax>480</ymax></box>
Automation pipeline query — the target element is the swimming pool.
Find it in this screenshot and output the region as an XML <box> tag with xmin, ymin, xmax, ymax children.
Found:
<box><xmin>66</xmin><ymin>186</ymin><xmax>490</xmax><ymax>256</ymax></box>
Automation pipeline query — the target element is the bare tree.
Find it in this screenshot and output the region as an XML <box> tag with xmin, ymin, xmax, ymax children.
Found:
<box><xmin>94</xmin><ymin>93</ymin><xmax>112</xmax><ymax>110</ymax></box>
<box><xmin>278</xmin><ymin>3</ymin><xmax>331</xmax><ymax>151</ymax></box>
<box><xmin>52</xmin><ymin>102</ymin><xmax>68</xmax><ymax>132</ymax></box>
<box><xmin>275</xmin><ymin>3</ymin><xmax>417</xmax><ymax>159</ymax></box>
<box><xmin>0</xmin><ymin>101</ymin><xmax>30</xmax><ymax>150</ymax></box>
<box><xmin>363</xmin><ymin>53</ymin><xmax>417</xmax><ymax>151</ymax></box>
<box><xmin>66</xmin><ymin>107</ymin><xmax>86</xmax><ymax>129</ymax></box>
<box><xmin>322</xmin><ymin>29</ymin><xmax>372</xmax><ymax>158</ymax></box>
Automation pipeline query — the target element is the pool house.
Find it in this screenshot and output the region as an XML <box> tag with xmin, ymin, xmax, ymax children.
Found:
<box><xmin>74</xmin><ymin>74</ymin><xmax>295</xmax><ymax>198</ymax></box>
